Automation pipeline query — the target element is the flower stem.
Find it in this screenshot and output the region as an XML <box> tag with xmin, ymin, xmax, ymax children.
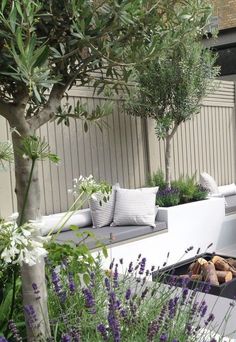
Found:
<box><xmin>19</xmin><ymin>159</ymin><xmax>36</xmax><ymax>226</ymax></box>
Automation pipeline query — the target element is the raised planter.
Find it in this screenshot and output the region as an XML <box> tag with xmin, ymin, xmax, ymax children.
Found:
<box><xmin>157</xmin><ymin>197</ymin><xmax>225</xmax><ymax>258</ymax></box>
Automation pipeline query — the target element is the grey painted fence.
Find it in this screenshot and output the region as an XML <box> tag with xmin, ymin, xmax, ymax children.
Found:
<box><xmin>0</xmin><ymin>80</ymin><xmax>235</xmax><ymax>217</ymax></box>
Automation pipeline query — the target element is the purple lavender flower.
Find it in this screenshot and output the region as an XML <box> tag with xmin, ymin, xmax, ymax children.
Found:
<box><xmin>203</xmin><ymin>282</ymin><xmax>211</xmax><ymax>294</ymax></box>
<box><xmin>128</xmin><ymin>262</ymin><xmax>133</xmax><ymax>273</ymax></box>
<box><xmin>205</xmin><ymin>313</ymin><xmax>215</xmax><ymax>326</ymax></box>
<box><xmin>32</xmin><ymin>283</ymin><xmax>41</xmax><ymax>300</ymax></box>
<box><xmin>181</xmin><ymin>287</ymin><xmax>189</xmax><ymax>304</ymax></box>
<box><xmin>68</xmin><ymin>272</ymin><xmax>76</xmax><ymax>294</ymax></box>
<box><xmin>89</xmin><ymin>272</ymin><xmax>95</xmax><ymax>288</ymax></box>
<box><xmin>0</xmin><ymin>337</ymin><xmax>8</xmax><ymax>342</ymax></box>
<box><xmin>82</xmin><ymin>288</ymin><xmax>96</xmax><ymax>313</ymax></box>
<box><xmin>8</xmin><ymin>320</ymin><xmax>22</xmax><ymax>342</ymax></box>
<box><xmin>61</xmin><ymin>334</ymin><xmax>71</xmax><ymax>342</ymax></box>
<box><xmin>24</xmin><ymin>305</ymin><xmax>37</xmax><ymax>329</ymax></box>
<box><xmin>109</xmin><ymin>259</ymin><xmax>114</xmax><ymax>270</ymax></box>
<box><xmin>108</xmin><ymin>291</ymin><xmax>121</xmax><ymax>342</ymax></box>
<box><xmin>147</xmin><ymin>319</ymin><xmax>160</xmax><ymax>341</ymax></box>
<box><xmin>97</xmin><ymin>323</ymin><xmax>108</xmax><ymax>341</ymax></box>
<box><xmin>141</xmin><ymin>287</ymin><xmax>149</xmax><ymax>299</ymax></box>
<box><xmin>113</xmin><ymin>264</ymin><xmax>119</xmax><ymax>288</ymax></box>
<box><xmin>69</xmin><ymin>327</ymin><xmax>81</xmax><ymax>342</ymax></box>
<box><xmin>160</xmin><ymin>333</ymin><xmax>168</xmax><ymax>341</ymax></box>
<box><xmin>105</xmin><ymin>277</ymin><xmax>110</xmax><ymax>291</ymax></box>
<box><xmin>139</xmin><ymin>258</ymin><xmax>146</xmax><ymax>275</ymax></box>
<box><xmin>125</xmin><ymin>288</ymin><xmax>131</xmax><ymax>301</ymax></box>
<box><xmin>51</xmin><ymin>270</ymin><xmax>66</xmax><ymax>303</ymax></box>
<box><xmin>168</xmin><ymin>297</ymin><xmax>177</xmax><ymax>318</ymax></box>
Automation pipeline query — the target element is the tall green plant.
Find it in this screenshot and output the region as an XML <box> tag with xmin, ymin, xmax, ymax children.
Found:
<box><xmin>127</xmin><ymin>2</ymin><xmax>220</xmax><ymax>186</ymax></box>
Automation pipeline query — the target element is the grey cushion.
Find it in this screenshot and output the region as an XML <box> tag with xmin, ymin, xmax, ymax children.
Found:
<box><xmin>55</xmin><ymin>221</ymin><xmax>167</xmax><ymax>249</ymax></box>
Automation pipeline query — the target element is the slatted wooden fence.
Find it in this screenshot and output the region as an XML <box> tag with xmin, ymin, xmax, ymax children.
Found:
<box><xmin>0</xmin><ymin>80</ymin><xmax>235</xmax><ymax>217</ymax></box>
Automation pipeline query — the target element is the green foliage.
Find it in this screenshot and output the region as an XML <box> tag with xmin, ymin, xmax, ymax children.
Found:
<box><xmin>148</xmin><ymin>170</ymin><xmax>167</xmax><ymax>190</ymax></box>
<box><xmin>19</xmin><ymin>135</ymin><xmax>60</xmax><ymax>163</ymax></box>
<box><xmin>0</xmin><ymin>0</ymin><xmax>187</xmax><ymax>122</ymax></box>
<box><xmin>153</xmin><ymin>171</ymin><xmax>209</xmax><ymax>207</ymax></box>
<box><xmin>171</xmin><ymin>175</ymin><xmax>208</xmax><ymax>204</ymax></box>
<box><xmin>44</xmin><ymin>256</ymin><xmax>229</xmax><ymax>341</ymax></box>
<box><xmin>126</xmin><ymin>1</ymin><xmax>219</xmax><ymax>184</ymax></box>
<box><xmin>156</xmin><ymin>188</ymin><xmax>180</xmax><ymax>207</ymax></box>
<box><xmin>0</xmin><ymin>141</ymin><xmax>14</xmax><ymax>170</ymax></box>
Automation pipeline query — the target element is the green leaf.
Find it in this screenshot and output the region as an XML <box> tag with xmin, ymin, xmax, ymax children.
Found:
<box><xmin>1</xmin><ymin>0</ymin><xmax>7</xmax><ymax>12</ymax></box>
<box><xmin>83</xmin><ymin>273</ymin><xmax>90</xmax><ymax>285</ymax></box>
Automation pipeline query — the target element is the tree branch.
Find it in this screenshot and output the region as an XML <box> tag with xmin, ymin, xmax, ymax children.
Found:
<box><xmin>169</xmin><ymin>123</ymin><xmax>179</xmax><ymax>139</ymax></box>
<box><xmin>27</xmin><ymin>83</ymin><xmax>67</xmax><ymax>130</ymax></box>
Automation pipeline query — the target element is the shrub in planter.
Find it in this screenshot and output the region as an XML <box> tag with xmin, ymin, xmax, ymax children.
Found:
<box><xmin>150</xmin><ymin>172</ymin><xmax>209</xmax><ymax>207</ymax></box>
<box><xmin>156</xmin><ymin>188</ymin><xmax>180</xmax><ymax>207</ymax></box>
<box><xmin>148</xmin><ymin>170</ymin><xmax>167</xmax><ymax>190</ymax></box>
<box><xmin>171</xmin><ymin>176</ymin><xmax>208</xmax><ymax>204</ymax></box>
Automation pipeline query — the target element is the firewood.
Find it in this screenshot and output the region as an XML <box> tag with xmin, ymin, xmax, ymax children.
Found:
<box><xmin>191</xmin><ymin>274</ymin><xmax>202</xmax><ymax>281</ymax></box>
<box><xmin>226</xmin><ymin>258</ymin><xmax>236</xmax><ymax>269</ymax></box>
<box><xmin>189</xmin><ymin>258</ymin><xmax>208</xmax><ymax>275</ymax></box>
<box><xmin>212</xmin><ymin>256</ymin><xmax>231</xmax><ymax>271</ymax></box>
<box><xmin>212</xmin><ymin>256</ymin><xmax>236</xmax><ymax>276</ymax></box>
<box><xmin>216</xmin><ymin>271</ymin><xmax>233</xmax><ymax>284</ymax></box>
<box><xmin>202</xmin><ymin>261</ymin><xmax>219</xmax><ymax>286</ymax></box>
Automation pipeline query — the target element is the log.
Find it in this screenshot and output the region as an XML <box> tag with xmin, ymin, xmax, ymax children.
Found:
<box><xmin>202</xmin><ymin>261</ymin><xmax>219</xmax><ymax>286</ymax></box>
<box><xmin>189</xmin><ymin>258</ymin><xmax>208</xmax><ymax>275</ymax></box>
<box><xmin>212</xmin><ymin>256</ymin><xmax>230</xmax><ymax>271</ymax></box>
<box><xmin>212</xmin><ymin>256</ymin><xmax>236</xmax><ymax>276</ymax></box>
<box><xmin>216</xmin><ymin>271</ymin><xmax>233</xmax><ymax>284</ymax></box>
<box><xmin>226</xmin><ymin>258</ymin><xmax>236</xmax><ymax>269</ymax></box>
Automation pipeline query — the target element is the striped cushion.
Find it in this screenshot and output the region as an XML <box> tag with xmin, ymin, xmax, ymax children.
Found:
<box><xmin>89</xmin><ymin>184</ymin><xmax>120</xmax><ymax>228</ymax></box>
<box><xmin>112</xmin><ymin>187</ymin><xmax>158</xmax><ymax>227</ymax></box>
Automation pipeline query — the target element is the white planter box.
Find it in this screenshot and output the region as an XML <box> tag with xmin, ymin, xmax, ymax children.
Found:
<box><xmin>157</xmin><ymin>198</ymin><xmax>225</xmax><ymax>257</ymax></box>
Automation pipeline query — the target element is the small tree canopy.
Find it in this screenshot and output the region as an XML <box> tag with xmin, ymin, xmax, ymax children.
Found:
<box><xmin>126</xmin><ymin>0</ymin><xmax>220</xmax><ymax>185</ymax></box>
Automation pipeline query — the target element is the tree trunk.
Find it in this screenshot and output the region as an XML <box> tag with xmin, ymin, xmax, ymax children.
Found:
<box><xmin>12</xmin><ymin>129</ymin><xmax>51</xmax><ymax>341</ymax></box>
<box><xmin>165</xmin><ymin>134</ymin><xmax>172</xmax><ymax>187</ymax></box>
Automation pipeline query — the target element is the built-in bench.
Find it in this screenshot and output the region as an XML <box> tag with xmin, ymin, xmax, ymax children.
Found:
<box><xmin>55</xmin><ymin>221</ymin><xmax>167</xmax><ymax>250</ymax></box>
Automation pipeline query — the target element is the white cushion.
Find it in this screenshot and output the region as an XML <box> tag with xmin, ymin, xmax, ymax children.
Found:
<box><xmin>200</xmin><ymin>172</ymin><xmax>219</xmax><ymax>194</ymax></box>
<box><xmin>89</xmin><ymin>184</ymin><xmax>120</xmax><ymax>228</ymax></box>
<box><xmin>218</xmin><ymin>183</ymin><xmax>236</xmax><ymax>197</ymax></box>
<box><xmin>112</xmin><ymin>187</ymin><xmax>158</xmax><ymax>227</ymax></box>
<box><xmin>41</xmin><ymin>208</ymin><xmax>92</xmax><ymax>235</ymax></box>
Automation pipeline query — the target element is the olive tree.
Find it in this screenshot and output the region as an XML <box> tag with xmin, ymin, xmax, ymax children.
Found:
<box><xmin>126</xmin><ymin>1</ymin><xmax>219</xmax><ymax>186</ymax></box>
<box><xmin>0</xmin><ymin>0</ymin><xmax>195</xmax><ymax>339</ymax></box>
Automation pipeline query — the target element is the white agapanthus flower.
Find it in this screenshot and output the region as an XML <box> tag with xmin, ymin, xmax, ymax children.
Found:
<box><xmin>68</xmin><ymin>175</ymin><xmax>111</xmax><ymax>198</ymax></box>
<box><xmin>0</xmin><ymin>219</ymin><xmax>51</xmax><ymax>266</ymax></box>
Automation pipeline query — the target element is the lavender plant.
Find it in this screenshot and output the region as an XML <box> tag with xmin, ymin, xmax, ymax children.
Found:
<box><xmin>29</xmin><ymin>255</ymin><xmax>236</xmax><ymax>341</ymax></box>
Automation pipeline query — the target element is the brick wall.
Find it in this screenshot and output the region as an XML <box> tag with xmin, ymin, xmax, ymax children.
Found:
<box><xmin>211</xmin><ymin>0</ymin><xmax>236</xmax><ymax>30</ymax></box>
